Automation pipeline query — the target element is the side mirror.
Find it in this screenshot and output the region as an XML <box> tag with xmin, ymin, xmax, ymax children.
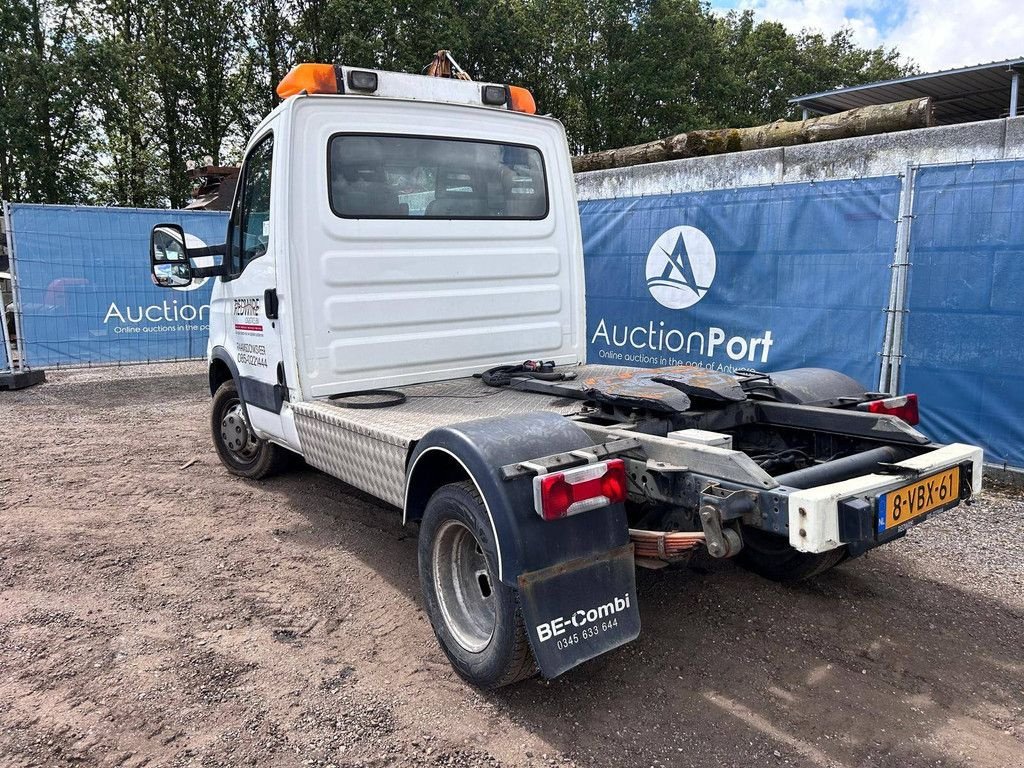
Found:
<box><xmin>150</xmin><ymin>223</ymin><xmax>193</xmax><ymax>288</ymax></box>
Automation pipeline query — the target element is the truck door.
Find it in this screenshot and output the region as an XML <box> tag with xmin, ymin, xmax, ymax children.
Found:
<box><xmin>216</xmin><ymin>131</ymin><xmax>289</xmax><ymax>442</ymax></box>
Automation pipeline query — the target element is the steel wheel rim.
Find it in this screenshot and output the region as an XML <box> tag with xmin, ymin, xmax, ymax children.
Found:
<box><xmin>220</xmin><ymin>400</ymin><xmax>259</xmax><ymax>462</ymax></box>
<box><xmin>432</xmin><ymin>519</ymin><xmax>496</xmax><ymax>653</ymax></box>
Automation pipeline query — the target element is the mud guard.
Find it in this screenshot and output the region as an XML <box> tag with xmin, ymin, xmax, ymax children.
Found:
<box><xmin>517</xmin><ymin>544</ymin><xmax>640</xmax><ymax>678</ymax></box>
<box><xmin>407</xmin><ymin>411</ymin><xmax>641</xmax><ymax>677</ymax></box>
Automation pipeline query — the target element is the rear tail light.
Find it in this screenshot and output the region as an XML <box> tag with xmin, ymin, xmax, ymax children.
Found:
<box><xmin>860</xmin><ymin>393</ymin><xmax>919</xmax><ymax>425</ymax></box>
<box><xmin>533</xmin><ymin>459</ymin><xmax>627</xmax><ymax>521</ymax></box>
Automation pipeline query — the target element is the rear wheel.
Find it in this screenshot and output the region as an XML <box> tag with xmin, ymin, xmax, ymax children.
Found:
<box><xmin>736</xmin><ymin>526</ymin><xmax>847</xmax><ymax>582</ymax></box>
<box><xmin>211</xmin><ymin>379</ymin><xmax>288</xmax><ymax>479</ymax></box>
<box><xmin>418</xmin><ymin>482</ymin><xmax>536</xmax><ymax>689</ymax></box>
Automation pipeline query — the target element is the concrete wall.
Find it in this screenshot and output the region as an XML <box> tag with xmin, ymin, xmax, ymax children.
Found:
<box><xmin>575</xmin><ymin>116</ymin><xmax>1024</xmax><ymax>199</ymax></box>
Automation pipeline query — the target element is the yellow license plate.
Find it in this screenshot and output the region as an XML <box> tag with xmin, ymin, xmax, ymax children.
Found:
<box><xmin>878</xmin><ymin>466</ymin><xmax>961</xmax><ymax>532</ymax></box>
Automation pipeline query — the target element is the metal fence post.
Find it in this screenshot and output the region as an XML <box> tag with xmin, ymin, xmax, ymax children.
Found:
<box><xmin>1010</xmin><ymin>71</ymin><xmax>1020</xmax><ymax>118</ymax></box>
<box><xmin>3</xmin><ymin>201</ymin><xmax>23</xmax><ymax>371</ymax></box>
<box><xmin>1</xmin><ymin>203</ymin><xmax>14</xmax><ymax>372</ymax></box>
<box><xmin>1</xmin><ymin>201</ymin><xmax>45</xmax><ymax>388</ymax></box>
<box><xmin>879</xmin><ymin>163</ymin><xmax>915</xmax><ymax>395</ymax></box>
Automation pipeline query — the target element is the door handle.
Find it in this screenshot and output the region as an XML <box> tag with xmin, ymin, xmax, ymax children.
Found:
<box><xmin>264</xmin><ymin>288</ymin><xmax>279</xmax><ymax>319</ymax></box>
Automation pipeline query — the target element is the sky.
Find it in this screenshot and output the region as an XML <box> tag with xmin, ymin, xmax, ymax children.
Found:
<box><xmin>709</xmin><ymin>0</ymin><xmax>1024</xmax><ymax>72</ymax></box>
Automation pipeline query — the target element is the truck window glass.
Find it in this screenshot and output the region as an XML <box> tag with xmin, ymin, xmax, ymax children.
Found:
<box><xmin>328</xmin><ymin>134</ymin><xmax>548</xmax><ymax>220</ymax></box>
<box><xmin>237</xmin><ymin>133</ymin><xmax>274</xmax><ymax>271</ymax></box>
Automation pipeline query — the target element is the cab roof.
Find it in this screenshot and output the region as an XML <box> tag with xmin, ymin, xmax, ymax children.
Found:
<box><xmin>275</xmin><ymin>63</ymin><xmax>537</xmax><ymax>115</ymax></box>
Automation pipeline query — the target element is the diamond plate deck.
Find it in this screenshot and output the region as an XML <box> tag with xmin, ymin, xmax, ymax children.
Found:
<box><xmin>291</xmin><ymin>364</ymin><xmax>623</xmax><ymax>506</ymax></box>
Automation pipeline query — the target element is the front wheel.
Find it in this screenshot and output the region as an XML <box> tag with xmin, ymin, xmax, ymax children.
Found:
<box><xmin>210</xmin><ymin>379</ymin><xmax>288</xmax><ymax>479</ymax></box>
<box><xmin>418</xmin><ymin>482</ymin><xmax>536</xmax><ymax>689</ymax></box>
<box><xmin>735</xmin><ymin>526</ymin><xmax>847</xmax><ymax>582</ymax></box>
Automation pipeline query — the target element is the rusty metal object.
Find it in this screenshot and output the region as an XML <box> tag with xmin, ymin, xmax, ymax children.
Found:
<box><xmin>629</xmin><ymin>528</ymin><xmax>705</xmax><ymax>561</ymax></box>
<box><xmin>580</xmin><ymin>365</ymin><xmax>746</xmax><ymax>413</ymax></box>
<box><xmin>185</xmin><ymin>164</ymin><xmax>240</xmax><ymax>211</ymax></box>
<box><xmin>698</xmin><ymin>484</ymin><xmax>754</xmax><ymax>558</ymax></box>
<box><xmin>424</xmin><ymin>50</ymin><xmax>472</xmax><ymax>80</ymax></box>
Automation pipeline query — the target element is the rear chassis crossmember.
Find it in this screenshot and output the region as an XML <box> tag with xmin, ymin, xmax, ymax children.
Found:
<box><xmin>501</xmin><ymin>407</ymin><xmax>982</xmax><ymax>563</ymax></box>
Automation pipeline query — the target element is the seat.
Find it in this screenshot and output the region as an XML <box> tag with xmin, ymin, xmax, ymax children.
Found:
<box><xmin>424</xmin><ymin>167</ymin><xmax>489</xmax><ymax>217</ymax></box>
<box><xmin>331</xmin><ymin>137</ymin><xmax>403</xmax><ymax>217</ymax></box>
<box><xmin>425</xmin><ymin>191</ymin><xmax>487</xmax><ymax>217</ymax></box>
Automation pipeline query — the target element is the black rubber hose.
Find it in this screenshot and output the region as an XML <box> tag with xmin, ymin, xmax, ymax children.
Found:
<box><xmin>774</xmin><ymin>445</ymin><xmax>912</xmax><ymax>489</ymax></box>
<box><xmin>475</xmin><ymin>363</ymin><xmax>572</xmax><ymax>388</ymax></box>
<box><xmin>328</xmin><ymin>389</ymin><xmax>407</xmax><ymax>409</ymax></box>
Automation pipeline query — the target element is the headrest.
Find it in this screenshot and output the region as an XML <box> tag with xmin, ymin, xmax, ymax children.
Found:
<box><xmin>334</xmin><ymin>137</ymin><xmax>385</xmax><ymax>182</ymax></box>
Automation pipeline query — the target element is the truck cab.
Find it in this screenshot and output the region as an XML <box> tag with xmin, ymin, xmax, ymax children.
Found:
<box><xmin>158</xmin><ymin>67</ymin><xmax>584</xmax><ymax>453</ymax></box>
<box><xmin>148</xmin><ymin>62</ymin><xmax>983</xmax><ymax>689</ymax></box>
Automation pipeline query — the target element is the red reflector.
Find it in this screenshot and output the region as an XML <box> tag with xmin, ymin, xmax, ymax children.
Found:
<box><xmin>534</xmin><ymin>459</ymin><xmax>627</xmax><ymax>521</ymax></box>
<box><xmin>865</xmin><ymin>393</ymin><xmax>919</xmax><ymax>425</ymax></box>
<box><xmin>601</xmin><ymin>464</ymin><xmax>627</xmax><ymax>502</ymax></box>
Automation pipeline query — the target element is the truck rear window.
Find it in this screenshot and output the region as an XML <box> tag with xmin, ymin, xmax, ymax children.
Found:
<box><xmin>328</xmin><ymin>134</ymin><xmax>548</xmax><ymax>219</ymax></box>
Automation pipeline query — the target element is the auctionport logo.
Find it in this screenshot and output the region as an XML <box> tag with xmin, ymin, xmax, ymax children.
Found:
<box><xmin>645</xmin><ymin>225</ymin><xmax>716</xmax><ymax>309</ymax></box>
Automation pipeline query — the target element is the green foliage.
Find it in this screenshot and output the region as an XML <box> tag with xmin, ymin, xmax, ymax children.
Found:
<box><xmin>0</xmin><ymin>0</ymin><xmax>914</xmax><ymax>205</ymax></box>
<box><xmin>713</xmin><ymin>11</ymin><xmax>913</xmax><ymax>127</ymax></box>
<box><xmin>0</xmin><ymin>0</ymin><xmax>97</xmax><ymax>203</ymax></box>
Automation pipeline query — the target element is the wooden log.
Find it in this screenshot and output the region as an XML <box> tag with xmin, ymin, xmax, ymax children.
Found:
<box><xmin>572</xmin><ymin>97</ymin><xmax>934</xmax><ymax>173</ymax></box>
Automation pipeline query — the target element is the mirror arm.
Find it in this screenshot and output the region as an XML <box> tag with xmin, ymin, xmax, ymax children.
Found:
<box><xmin>190</xmin><ymin>242</ymin><xmax>226</xmax><ymax>257</ymax></box>
<box><xmin>192</xmin><ymin>263</ymin><xmax>227</xmax><ymax>278</ymax></box>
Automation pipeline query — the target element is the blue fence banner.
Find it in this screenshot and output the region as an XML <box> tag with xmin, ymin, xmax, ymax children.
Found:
<box><xmin>901</xmin><ymin>160</ymin><xmax>1024</xmax><ymax>468</ymax></box>
<box><xmin>9</xmin><ymin>204</ymin><xmax>228</xmax><ymax>366</ymax></box>
<box><xmin>580</xmin><ymin>177</ymin><xmax>902</xmax><ymax>388</ymax></box>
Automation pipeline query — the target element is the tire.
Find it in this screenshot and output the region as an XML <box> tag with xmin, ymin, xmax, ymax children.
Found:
<box><xmin>736</xmin><ymin>526</ymin><xmax>847</xmax><ymax>582</ymax></box>
<box><xmin>418</xmin><ymin>482</ymin><xmax>536</xmax><ymax>689</ymax></box>
<box><xmin>210</xmin><ymin>379</ymin><xmax>289</xmax><ymax>480</ymax></box>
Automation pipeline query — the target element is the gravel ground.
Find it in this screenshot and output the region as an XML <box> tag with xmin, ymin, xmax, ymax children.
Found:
<box><xmin>1</xmin><ymin>362</ymin><xmax>1022</xmax><ymax>768</ymax></box>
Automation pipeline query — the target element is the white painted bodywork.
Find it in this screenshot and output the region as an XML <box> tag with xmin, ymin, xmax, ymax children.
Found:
<box><xmin>204</xmin><ymin>83</ymin><xmax>585</xmax><ymax>452</ymax></box>
<box><xmin>787</xmin><ymin>442</ymin><xmax>983</xmax><ymax>553</ymax></box>
<box><xmin>284</xmin><ymin>95</ymin><xmax>585</xmax><ymax>398</ymax></box>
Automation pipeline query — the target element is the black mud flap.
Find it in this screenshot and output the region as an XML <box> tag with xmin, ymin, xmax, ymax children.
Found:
<box><xmin>517</xmin><ymin>544</ymin><xmax>640</xmax><ymax>679</ymax></box>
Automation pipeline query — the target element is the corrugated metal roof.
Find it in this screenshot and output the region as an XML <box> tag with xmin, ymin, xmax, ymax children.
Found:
<box><xmin>790</xmin><ymin>58</ymin><xmax>1024</xmax><ymax>125</ymax></box>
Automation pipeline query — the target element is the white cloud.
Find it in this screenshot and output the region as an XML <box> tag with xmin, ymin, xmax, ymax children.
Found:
<box><xmin>731</xmin><ymin>0</ymin><xmax>1024</xmax><ymax>71</ymax></box>
<box><xmin>884</xmin><ymin>0</ymin><xmax>1024</xmax><ymax>71</ymax></box>
<box><xmin>735</xmin><ymin>0</ymin><xmax>884</xmax><ymax>47</ymax></box>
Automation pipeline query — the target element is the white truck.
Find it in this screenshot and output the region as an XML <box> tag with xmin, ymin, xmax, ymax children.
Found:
<box><xmin>148</xmin><ymin>62</ymin><xmax>983</xmax><ymax>689</ymax></box>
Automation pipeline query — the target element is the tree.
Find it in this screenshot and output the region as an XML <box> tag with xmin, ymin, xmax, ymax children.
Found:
<box><xmin>238</xmin><ymin>0</ymin><xmax>292</xmax><ymax>130</ymax></box>
<box><xmin>715</xmin><ymin>10</ymin><xmax>914</xmax><ymax>127</ymax></box>
<box><xmin>148</xmin><ymin>0</ymin><xmax>193</xmax><ymax>206</ymax></box>
<box><xmin>0</xmin><ymin>0</ymin><xmax>917</xmax><ymax>206</ymax></box>
<box><xmin>184</xmin><ymin>0</ymin><xmax>247</xmax><ymax>163</ymax></box>
<box><xmin>0</xmin><ymin>0</ymin><xmax>96</xmax><ymax>203</ymax></box>
<box><xmin>92</xmin><ymin>0</ymin><xmax>166</xmax><ymax>206</ymax></box>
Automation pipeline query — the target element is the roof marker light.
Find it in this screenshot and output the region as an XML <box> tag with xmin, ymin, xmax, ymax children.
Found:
<box><xmin>508</xmin><ymin>86</ymin><xmax>537</xmax><ymax>114</ymax></box>
<box><xmin>481</xmin><ymin>84</ymin><xmax>507</xmax><ymax>106</ymax></box>
<box><xmin>347</xmin><ymin>69</ymin><xmax>378</xmax><ymax>93</ymax></box>
<box><xmin>276</xmin><ymin>63</ymin><xmax>339</xmax><ymax>98</ymax></box>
